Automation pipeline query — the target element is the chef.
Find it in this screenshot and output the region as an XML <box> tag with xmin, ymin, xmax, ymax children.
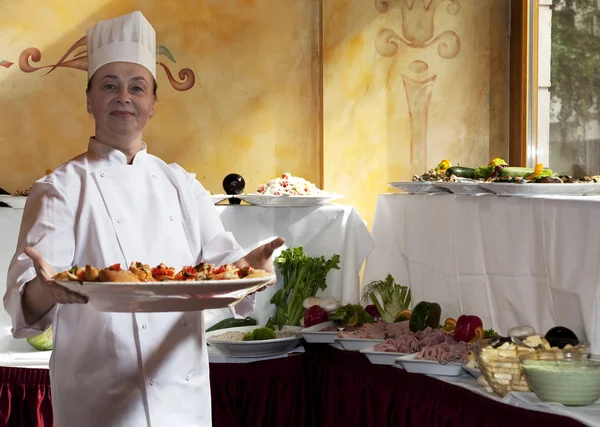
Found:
<box><xmin>3</xmin><ymin>11</ymin><xmax>283</xmax><ymax>427</ymax></box>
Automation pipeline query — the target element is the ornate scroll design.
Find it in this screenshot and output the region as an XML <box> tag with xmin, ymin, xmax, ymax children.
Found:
<box><xmin>8</xmin><ymin>36</ymin><xmax>195</xmax><ymax>92</ymax></box>
<box><xmin>19</xmin><ymin>36</ymin><xmax>88</xmax><ymax>74</ymax></box>
<box><xmin>375</xmin><ymin>0</ymin><xmax>462</xmax><ymax>176</ymax></box>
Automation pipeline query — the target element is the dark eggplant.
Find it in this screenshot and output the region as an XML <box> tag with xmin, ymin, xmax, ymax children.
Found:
<box><xmin>545</xmin><ymin>326</ymin><xmax>579</xmax><ymax>349</ymax></box>
<box><xmin>222</xmin><ymin>173</ymin><xmax>245</xmax><ymax>205</ymax></box>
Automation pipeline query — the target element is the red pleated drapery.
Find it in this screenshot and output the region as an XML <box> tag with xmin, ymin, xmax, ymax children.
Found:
<box><xmin>0</xmin><ymin>367</ymin><xmax>52</xmax><ymax>427</ymax></box>
<box><xmin>0</xmin><ymin>346</ymin><xmax>589</xmax><ymax>427</ymax></box>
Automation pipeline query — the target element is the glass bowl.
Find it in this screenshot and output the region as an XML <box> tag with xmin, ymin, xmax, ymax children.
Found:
<box><xmin>519</xmin><ymin>351</ymin><xmax>600</xmax><ymax>406</ymax></box>
<box><xmin>473</xmin><ymin>338</ymin><xmax>590</xmax><ymax>397</ymax></box>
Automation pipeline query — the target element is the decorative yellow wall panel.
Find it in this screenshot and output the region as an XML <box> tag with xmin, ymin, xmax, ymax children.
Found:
<box><xmin>323</xmin><ymin>0</ymin><xmax>509</xmax><ymax>225</ymax></box>
<box><xmin>0</xmin><ymin>0</ymin><xmax>321</xmax><ymax>195</ymax></box>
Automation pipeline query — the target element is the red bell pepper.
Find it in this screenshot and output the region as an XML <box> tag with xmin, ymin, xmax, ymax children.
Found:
<box><xmin>304</xmin><ymin>305</ymin><xmax>329</xmax><ymax>328</ymax></box>
<box><xmin>454</xmin><ymin>315</ymin><xmax>483</xmax><ymax>342</ymax></box>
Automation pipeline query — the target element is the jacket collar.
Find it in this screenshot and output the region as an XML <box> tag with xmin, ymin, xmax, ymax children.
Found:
<box><xmin>88</xmin><ymin>137</ymin><xmax>148</xmax><ymax>165</ymax></box>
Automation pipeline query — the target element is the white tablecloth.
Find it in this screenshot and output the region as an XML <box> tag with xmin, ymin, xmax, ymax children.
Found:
<box><xmin>0</xmin><ymin>203</ymin><xmax>374</xmax><ymax>354</ymax></box>
<box><xmin>363</xmin><ymin>193</ymin><xmax>600</xmax><ymax>354</ymax></box>
<box><xmin>206</xmin><ymin>204</ymin><xmax>373</xmax><ymax>328</ymax></box>
<box><xmin>436</xmin><ymin>373</ymin><xmax>600</xmax><ymax>427</ymax></box>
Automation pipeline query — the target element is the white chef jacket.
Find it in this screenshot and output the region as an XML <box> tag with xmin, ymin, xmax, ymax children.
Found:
<box><xmin>3</xmin><ymin>138</ymin><xmax>254</xmax><ymax>427</ymax></box>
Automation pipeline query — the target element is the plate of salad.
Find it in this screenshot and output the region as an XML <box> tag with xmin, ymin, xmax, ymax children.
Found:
<box><xmin>206</xmin><ymin>326</ymin><xmax>302</xmax><ymax>357</ymax></box>
<box><xmin>266</xmin><ymin>246</ymin><xmax>341</xmax><ymax>330</ymax></box>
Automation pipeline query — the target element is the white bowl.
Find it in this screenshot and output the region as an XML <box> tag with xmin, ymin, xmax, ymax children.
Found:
<box><xmin>360</xmin><ymin>346</ymin><xmax>408</xmax><ymax>366</ymax></box>
<box><xmin>334</xmin><ymin>338</ymin><xmax>384</xmax><ymax>352</ymax></box>
<box><xmin>300</xmin><ymin>321</ymin><xmax>339</xmax><ymax>344</ymax></box>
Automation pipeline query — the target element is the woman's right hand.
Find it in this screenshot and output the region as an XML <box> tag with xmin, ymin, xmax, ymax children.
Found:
<box><xmin>24</xmin><ymin>247</ymin><xmax>88</xmax><ymax>305</ymax></box>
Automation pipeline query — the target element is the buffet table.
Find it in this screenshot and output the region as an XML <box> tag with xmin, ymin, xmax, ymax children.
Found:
<box><xmin>0</xmin><ymin>202</ymin><xmax>374</xmax><ymax>331</ymax></box>
<box><xmin>209</xmin><ymin>203</ymin><xmax>373</xmax><ymax>326</ymax></box>
<box><xmin>363</xmin><ymin>193</ymin><xmax>600</xmax><ymax>353</ymax></box>
<box><xmin>0</xmin><ymin>345</ymin><xmax>588</xmax><ymax>427</ymax></box>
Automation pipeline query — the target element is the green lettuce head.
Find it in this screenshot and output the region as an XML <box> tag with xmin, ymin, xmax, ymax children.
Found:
<box><xmin>27</xmin><ymin>325</ymin><xmax>52</xmax><ymax>351</ymax></box>
<box><xmin>536</xmin><ymin>168</ymin><xmax>554</xmax><ymax>178</ymax></box>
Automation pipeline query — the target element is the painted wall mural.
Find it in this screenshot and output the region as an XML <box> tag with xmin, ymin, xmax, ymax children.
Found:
<box><xmin>2</xmin><ymin>36</ymin><xmax>195</xmax><ymax>91</ymax></box>
<box><xmin>375</xmin><ymin>0</ymin><xmax>462</xmax><ymax>176</ymax></box>
<box><xmin>322</xmin><ymin>0</ymin><xmax>510</xmax><ymax>227</ymax></box>
<box><xmin>0</xmin><ymin>0</ymin><xmax>321</xmax><ymax>202</ymax></box>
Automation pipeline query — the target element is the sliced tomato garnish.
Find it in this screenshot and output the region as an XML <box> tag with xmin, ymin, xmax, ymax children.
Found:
<box><xmin>109</xmin><ymin>263</ymin><xmax>121</xmax><ymax>271</ymax></box>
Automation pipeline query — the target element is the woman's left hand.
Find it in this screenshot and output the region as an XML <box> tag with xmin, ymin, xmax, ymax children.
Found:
<box><xmin>236</xmin><ymin>237</ymin><xmax>285</xmax><ymax>291</ymax></box>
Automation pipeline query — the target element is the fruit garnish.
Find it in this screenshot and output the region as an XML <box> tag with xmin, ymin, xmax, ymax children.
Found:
<box><xmin>394</xmin><ymin>309</ymin><xmax>412</xmax><ymax>322</ymax></box>
<box><xmin>526</xmin><ymin>164</ymin><xmax>544</xmax><ymax>180</ymax></box>
<box><xmin>435</xmin><ymin>160</ymin><xmax>451</xmax><ymax>171</ymax></box>
<box><xmin>468</xmin><ymin>326</ymin><xmax>485</xmax><ymax>343</ymax></box>
<box><xmin>346</xmin><ymin>311</ymin><xmax>359</xmax><ymax>327</ymax></box>
<box><xmin>441</xmin><ymin>317</ymin><xmax>457</xmax><ymax>333</ymax></box>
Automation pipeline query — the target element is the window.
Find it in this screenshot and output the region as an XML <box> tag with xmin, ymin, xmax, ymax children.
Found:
<box><xmin>536</xmin><ymin>0</ymin><xmax>600</xmax><ymax>175</ymax></box>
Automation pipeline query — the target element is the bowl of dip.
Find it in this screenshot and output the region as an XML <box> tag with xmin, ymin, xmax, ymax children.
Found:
<box><xmin>519</xmin><ymin>351</ymin><xmax>600</xmax><ymax>406</ymax></box>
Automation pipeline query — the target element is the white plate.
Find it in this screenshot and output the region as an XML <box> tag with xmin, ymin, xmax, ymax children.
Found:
<box><xmin>300</xmin><ymin>321</ymin><xmax>339</xmax><ymax>344</ymax></box>
<box><xmin>395</xmin><ymin>352</ymin><xmax>466</xmax><ymax>376</ymax></box>
<box><xmin>334</xmin><ymin>337</ymin><xmax>384</xmax><ymax>352</ymax></box>
<box><xmin>463</xmin><ymin>365</ymin><xmax>481</xmax><ymax>378</ymax></box>
<box><xmin>206</xmin><ymin>325</ymin><xmax>302</xmax><ymax>357</ymax></box>
<box><xmin>360</xmin><ymin>346</ymin><xmax>409</xmax><ymax>366</ymax></box>
<box><xmin>0</xmin><ymin>195</ymin><xmax>27</xmax><ymax>209</ymax></box>
<box><xmin>211</xmin><ymin>194</ymin><xmax>232</xmax><ymax>204</ymax></box>
<box><xmin>433</xmin><ymin>182</ymin><xmax>493</xmax><ymax>195</ymax></box>
<box><xmin>388</xmin><ymin>182</ymin><xmax>450</xmax><ymax>194</ymax></box>
<box><xmin>55</xmin><ymin>276</ymin><xmax>275</xmax><ymax>313</ymax></box>
<box><xmin>236</xmin><ymin>194</ymin><xmax>344</xmax><ymax>207</ymax></box>
<box><xmin>479</xmin><ymin>182</ymin><xmax>600</xmax><ymax>197</ymax></box>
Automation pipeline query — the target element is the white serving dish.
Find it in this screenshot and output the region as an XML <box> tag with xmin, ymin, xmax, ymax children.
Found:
<box><xmin>334</xmin><ymin>338</ymin><xmax>384</xmax><ymax>352</ymax></box>
<box><xmin>433</xmin><ymin>181</ymin><xmax>493</xmax><ymax>195</ymax></box>
<box><xmin>206</xmin><ymin>325</ymin><xmax>302</xmax><ymax>358</ymax></box>
<box><xmin>0</xmin><ymin>195</ymin><xmax>27</xmax><ymax>209</ymax></box>
<box><xmin>478</xmin><ymin>182</ymin><xmax>600</xmax><ymax>197</ymax></box>
<box><xmin>388</xmin><ymin>182</ymin><xmax>450</xmax><ymax>194</ymax></box>
<box><xmin>236</xmin><ymin>194</ymin><xmax>344</xmax><ymax>207</ymax></box>
<box><xmin>463</xmin><ymin>365</ymin><xmax>482</xmax><ymax>378</ymax></box>
<box><xmin>55</xmin><ymin>275</ymin><xmax>274</xmax><ymax>313</ymax></box>
<box><xmin>360</xmin><ymin>346</ymin><xmax>409</xmax><ymax>366</ymax></box>
<box><xmin>211</xmin><ymin>194</ymin><xmax>232</xmax><ymax>204</ymax></box>
<box><xmin>300</xmin><ymin>321</ymin><xmax>339</xmax><ymax>344</ymax></box>
<box><xmin>395</xmin><ymin>352</ymin><xmax>466</xmax><ymax>376</ymax></box>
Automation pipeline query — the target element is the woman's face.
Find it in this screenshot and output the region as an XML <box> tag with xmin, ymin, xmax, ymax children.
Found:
<box><xmin>86</xmin><ymin>62</ymin><xmax>155</xmax><ymax>141</ymax></box>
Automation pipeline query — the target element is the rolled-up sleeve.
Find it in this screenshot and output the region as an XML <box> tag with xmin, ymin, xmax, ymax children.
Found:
<box><xmin>3</xmin><ymin>181</ymin><xmax>75</xmax><ymax>338</ymax></box>
<box><xmin>190</xmin><ymin>179</ymin><xmax>246</xmax><ymax>265</ymax></box>
<box><xmin>190</xmin><ymin>178</ymin><xmax>254</xmax><ymax>318</ymax></box>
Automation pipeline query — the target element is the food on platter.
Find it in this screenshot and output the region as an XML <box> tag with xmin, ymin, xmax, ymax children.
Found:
<box><xmin>12</xmin><ymin>185</ymin><xmax>33</xmax><ymax>196</ymax></box>
<box><xmin>302</xmin><ymin>296</ymin><xmax>341</xmax><ymax>313</ymax></box>
<box><xmin>413</xmin><ymin>158</ymin><xmax>600</xmax><ymax>185</ymax></box>
<box><xmin>304</xmin><ymin>306</ymin><xmax>330</xmax><ymax>328</ymax></box>
<box><xmin>337</xmin><ymin>320</ymin><xmax>407</xmax><ymax>340</ymax></box>
<box><xmin>27</xmin><ymin>325</ymin><xmax>53</xmax><ymax>351</ymax></box>
<box><xmin>519</xmin><ymin>351</ymin><xmax>600</xmax><ymax>406</ymax></box>
<box><xmin>416</xmin><ymin>341</ymin><xmax>472</xmax><ymax>364</ymax></box>
<box><xmin>374</xmin><ymin>325</ymin><xmax>451</xmax><ymax>353</ymax></box>
<box><xmin>206</xmin><ymin>317</ymin><xmax>258</xmax><ymax>332</ymax></box>
<box><xmin>408</xmin><ymin>301</ymin><xmax>441</xmax><ymax>332</ymax></box>
<box><xmin>327</xmin><ymin>304</ymin><xmax>374</xmax><ymax>329</ymax></box>
<box><xmin>53</xmin><ymin>262</ymin><xmax>269</xmax><ymax>283</ymax></box>
<box><xmin>243</xmin><ymin>327</ymin><xmax>276</xmax><ymax>341</ymax></box>
<box><xmin>361</xmin><ymin>274</ymin><xmax>411</xmax><ymax>324</ymax></box>
<box><xmin>254</xmin><ymin>172</ymin><xmax>325</xmax><ymax>196</ymax></box>
<box><xmin>267</xmin><ymin>246</ymin><xmax>340</xmax><ymax>329</ymax></box>
<box><xmin>474</xmin><ymin>326</ymin><xmax>590</xmax><ymax>396</ymax></box>
<box><xmin>209</xmin><ymin>327</ymin><xmax>298</xmax><ymax>342</ymax></box>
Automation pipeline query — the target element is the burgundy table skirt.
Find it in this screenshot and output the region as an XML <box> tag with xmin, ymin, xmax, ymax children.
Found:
<box><xmin>0</xmin><ymin>345</ymin><xmax>587</xmax><ymax>427</ymax></box>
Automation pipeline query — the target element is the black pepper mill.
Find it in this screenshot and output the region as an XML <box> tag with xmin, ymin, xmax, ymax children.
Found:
<box><xmin>222</xmin><ymin>173</ymin><xmax>245</xmax><ymax>205</ymax></box>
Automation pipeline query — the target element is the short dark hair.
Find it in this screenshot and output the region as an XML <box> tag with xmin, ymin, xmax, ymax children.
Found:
<box><xmin>86</xmin><ymin>75</ymin><xmax>158</xmax><ymax>97</ymax></box>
